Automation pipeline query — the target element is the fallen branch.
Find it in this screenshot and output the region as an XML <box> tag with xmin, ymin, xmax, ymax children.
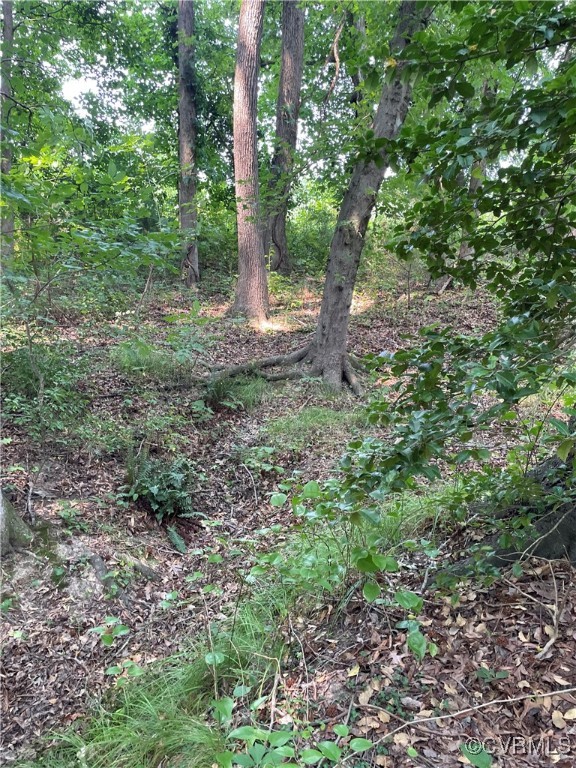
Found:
<box><xmin>342</xmin><ymin>686</ymin><xmax>576</xmax><ymax>760</ymax></box>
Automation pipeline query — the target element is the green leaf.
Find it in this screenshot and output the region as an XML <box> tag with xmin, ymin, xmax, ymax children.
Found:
<box><xmin>267</xmin><ymin>731</ymin><xmax>293</xmax><ymax>747</ymax></box>
<box><xmin>460</xmin><ymin>744</ymin><xmax>493</xmax><ymax>767</ymax></box>
<box><xmin>363</xmin><ymin>581</ymin><xmax>381</xmax><ymax>602</ymax></box>
<box><xmin>333</xmin><ymin>724</ymin><xmax>349</xmax><ymax>737</ymax></box>
<box><xmin>204</xmin><ymin>651</ymin><xmax>225</xmax><ymax>666</ymax></box>
<box><xmin>394</xmin><ymin>590</ymin><xmax>423</xmax><ymax>613</ymax></box>
<box><xmin>318</xmin><ymin>741</ymin><xmax>342</xmax><ymax>761</ymax></box>
<box><xmin>300</xmin><ymin>748</ymin><xmax>323</xmax><ymax>764</ymax></box>
<box><xmin>349</xmin><ymin>738</ymin><xmax>373</xmax><ymax>752</ymax></box>
<box><xmin>273</xmin><ymin>745</ymin><xmax>296</xmax><ymax>758</ymax></box>
<box><xmin>557</xmin><ymin>438</ymin><xmax>574</xmax><ymax>462</ymax></box>
<box><xmin>215</xmin><ymin>750</ymin><xmax>234</xmax><ymax>768</ymax></box>
<box><xmin>301</xmin><ymin>480</ymin><xmax>321</xmax><ymax>499</ymax></box>
<box><xmin>455</xmin><ymin>81</ymin><xmax>475</xmax><ymax>99</ymax></box>
<box><xmin>228</xmin><ymin>725</ymin><xmax>267</xmax><ymax>744</ymax></box>
<box><xmin>407</xmin><ymin>630</ymin><xmax>427</xmax><ymax>661</ymax></box>
<box><xmin>270</xmin><ymin>493</ymin><xmax>288</xmax><ymax>507</ymax></box>
<box><xmin>167</xmin><ymin>526</ymin><xmax>187</xmax><ymax>553</ymax></box>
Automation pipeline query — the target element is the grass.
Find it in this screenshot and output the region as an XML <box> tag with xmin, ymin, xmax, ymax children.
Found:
<box><xmin>263</xmin><ymin>405</ymin><xmax>367</xmax><ymax>453</ymax></box>
<box><xmin>110</xmin><ymin>337</ymin><xmax>194</xmax><ymax>384</ymax></box>
<box><xmin>19</xmin><ymin>599</ymin><xmax>285</xmax><ymax>768</ymax></box>
<box><xmin>204</xmin><ymin>375</ymin><xmax>270</xmax><ymax>412</ymax></box>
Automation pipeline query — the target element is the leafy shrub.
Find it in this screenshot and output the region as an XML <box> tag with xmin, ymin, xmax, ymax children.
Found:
<box><xmin>287</xmin><ymin>181</ymin><xmax>338</xmax><ymax>274</ymax></box>
<box><xmin>1</xmin><ymin>342</ymin><xmax>88</xmax><ymax>441</ymax></box>
<box><xmin>204</xmin><ymin>376</ymin><xmax>268</xmax><ymax>412</ymax></box>
<box><xmin>119</xmin><ymin>453</ymin><xmax>197</xmax><ymax>522</ymax></box>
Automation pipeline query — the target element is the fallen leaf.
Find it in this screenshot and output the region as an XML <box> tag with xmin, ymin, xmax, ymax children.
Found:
<box><xmin>552</xmin><ymin>710</ymin><xmax>566</xmax><ymax>729</ymax></box>
<box><xmin>348</xmin><ymin>664</ymin><xmax>360</xmax><ymax>678</ymax></box>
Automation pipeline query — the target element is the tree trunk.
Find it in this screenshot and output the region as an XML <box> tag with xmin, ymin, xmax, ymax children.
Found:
<box><xmin>178</xmin><ymin>0</ymin><xmax>199</xmax><ymax>287</ymax></box>
<box><xmin>1</xmin><ymin>0</ymin><xmax>14</xmax><ymax>260</ymax></box>
<box><xmin>268</xmin><ymin>0</ymin><xmax>305</xmax><ymax>276</ymax></box>
<box><xmin>305</xmin><ymin>1</ymin><xmax>431</xmax><ymax>391</ymax></box>
<box><xmin>0</xmin><ymin>491</ymin><xmax>33</xmax><ymax>557</ymax></box>
<box><xmin>232</xmin><ymin>0</ymin><xmax>268</xmax><ymax>325</ymax></box>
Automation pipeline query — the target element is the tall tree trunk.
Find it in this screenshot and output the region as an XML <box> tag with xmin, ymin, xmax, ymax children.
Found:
<box><xmin>232</xmin><ymin>0</ymin><xmax>268</xmax><ymax>324</ymax></box>
<box><xmin>178</xmin><ymin>0</ymin><xmax>199</xmax><ymax>287</ymax></box>
<box><xmin>1</xmin><ymin>0</ymin><xmax>14</xmax><ymax>260</ymax></box>
<box><xmin>268</xmin><ymin>0</ymin><xmax>305</xmax><ymax>276</ymax></box>
<box><xmin>305</xmin><ymin>1</ymin><xmax>431</xmax><ymax>391</ymax></box>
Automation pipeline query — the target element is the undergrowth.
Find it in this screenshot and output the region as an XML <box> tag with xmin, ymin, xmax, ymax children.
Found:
<box><xmin>1</xmin><ymin>341</ymin><xmax>89</xmax><ymax>443</ymax></box>
<box><xmin>16</xmin><ymin>479</ymin><xmax>464</xmax><ymax>768</ymax></box>
<box><xmin>263</xmin><ymin>405</ymin><xmax>367</xmax><ymax>454</ymax></box>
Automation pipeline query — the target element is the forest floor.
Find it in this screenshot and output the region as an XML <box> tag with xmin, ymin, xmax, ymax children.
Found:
<box><xmin>1</xmin><ymin>283</ymin><xmax>576</xmax><ymax>767</ymax></box>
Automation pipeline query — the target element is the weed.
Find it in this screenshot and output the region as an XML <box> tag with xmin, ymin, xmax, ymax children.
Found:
<box><xmin>1</xmin><ymin>342</ymin><xmax>88</xmax><ymax>443</ymax></box>
<box><xmin>74</xmin><ymin>416</ymin><xmax>133</xmax><ymax>458</ymax></box>
<box><xmin>205</xmin><ymin>376</ymin><xmax>269</xmax><ymax>412</ymax></box>
<box><xmin>57</xmin><ymin>502</ymin><xmax>89</xmax><ymax>534</ymax></box>
<box><xmin>264</xmin><ymin>406</ymin><xmax>366</xmax><ymax>453</ymax></box>
<box><xmin>118</xmin><ymin>451</ymin><xmax>197</xmax><ymax>522</ymax></box>
<box><xmin>89</xmin><ymin>617</ymin><xmax>131</xmax><ymax>647</ymax></box>
<box><xmin>233</xmin><ymin>445</ymin><xmax>284</xmax><ymax>475</ymax></box>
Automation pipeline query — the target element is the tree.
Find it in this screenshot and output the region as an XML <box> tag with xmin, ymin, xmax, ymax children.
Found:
<box><xmin>0</xmin><ymin>491</ymin><xmax>32</xmax><ymax>557</ymax></box>
<box><xmin>232</xmin><ymin>0</ymin><xmax>268</xmax><ymax>324</ymax></box>
<box><xmin>1</xmin><ymin>0</ymin><xmax>14</xmax><ymax>259</ymax></box>
<box><xmin>267</xmin><ymin>0</ymin><xmax>305</xmax><ymax>275</ymax></box>
<box><xmin>178</xmin><ymin>0</ymin><xmax>199</xmax><ymax>287</ymax></box>
<box><xmin>350</xmin><ymin>0</ymin><xmax>576</xmax><ymax>568</ymax></box>
<box><xmin>301</xmin><ymin>1</ymin><xmax>431</xmax><ymax>392</ymax></box>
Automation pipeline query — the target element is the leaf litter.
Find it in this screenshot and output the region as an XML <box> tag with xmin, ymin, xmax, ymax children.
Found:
<box><xmin>2</xmin><ymin>288</ymin><xmax>575</xmax><ymax>767</ymax></box>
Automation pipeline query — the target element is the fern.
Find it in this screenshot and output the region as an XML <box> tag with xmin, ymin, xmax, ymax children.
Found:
<box><xmin>119</xmin><ymin>453</ymin><xmax>196</xmax><ymax>522</ymax></box>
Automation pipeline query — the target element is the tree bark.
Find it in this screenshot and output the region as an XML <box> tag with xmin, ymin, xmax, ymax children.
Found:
<box><xmin>1</xmin><ymin>0</ymin><xmax>14</xmax><ymax>260</ymax></box>
<box><xmin>232</xmin><ymin>0</ymin><xmax>268</xmax><ymax>325</ymax></box>
<box><xmin>0</xmin><ymin>491</ymin><xmax>33</xmax><ymax>557</ymax></box>
<box><xmin>178</xmin><ymin>0</ymin><xmax>199</xmax><ymax>287</ymax></box>
<box><xmin>268</xmin><ymin>0</ymin><xmax>305</xmax><ymax>276</ymax></box>
<box><xmin>305</xmin><ymin>1</ymin><xmax>431</xmax><ymax>391</ymax></box>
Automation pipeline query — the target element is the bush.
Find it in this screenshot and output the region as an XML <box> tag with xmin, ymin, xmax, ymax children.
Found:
<box><xmin>204</xmin><ymin>375</ymin><xmax>269</xmax><ymax>412</ymax></box>
<box><xmin>118</xmin><ymin>453</ymin><xmax>197</xmax><ymax>522</ymax></box>
<box><xmin>1</xmin><ymin>342</ymin><xmax>88</xmax><ymax>442</ymax></box>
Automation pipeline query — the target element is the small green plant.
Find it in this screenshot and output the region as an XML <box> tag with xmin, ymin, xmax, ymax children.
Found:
<box><xmin>57</xmin><ymin>502</ymin><xmax>89</xmax><ymax>533</ymax></box>
<box><xmin>118</xmin><ymin>452</ymin><xmax>197</xmax><ymax>522</ymax></box>
<box><xmin>475</xmin><ymin>666</ymin><xmax>509</xmax><ymax>685</ymax></box>
<box><xmin>204</xmin><ymin>375</ymin><xmax>269</xmax><ymax>412</ymax></box>
<box><xmin>105</xmin><ymin>659</ymin><xmax>145</xmax><ymax>687</ymax></box>
<box><xmin>1</xmin><ymin>597</ymin><xmax>15</xmax><ymax>614</ymax></box>
<box><xmin>89</xmin><ymin>616</ymin><xmax>131</xmax><ymax>646</ymax></box>
<box><xmin>1</xmin><ymin>342</ymin><xmax>88</xmax><ymax>442</ymax></box>
<box><xmin>235</xmin><ymin>445</ymin><xmax>284</xmax><ymax>475</ymax></box>
<box><xmin>218</xmin><ymin>722</ymin><xmax>374</xmax><ymax>767</ymax></box>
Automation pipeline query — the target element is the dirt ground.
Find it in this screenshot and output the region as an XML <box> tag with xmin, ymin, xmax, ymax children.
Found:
<box><xmin>2</xmin><ymin>287</ymin><xmax>575</xmax><ymax>767</ymax></box>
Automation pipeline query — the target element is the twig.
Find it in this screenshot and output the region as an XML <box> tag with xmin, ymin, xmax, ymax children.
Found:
<box><xmin>240</xmin><ymin>464</ymin><xmax>258</xmax><ymax>507</ymax></box>
<box><xmin>288</xmin><ymin>614</ymin><xmax>311</xmax><ymax>723</ymax></box>
<box><xmin>322</xmin><ymin>14</ymin><xmax>346</xmax><ymax>112</ymax></box>
<box><xmin>25</xmin><ymin>480</ymin><xmax>35</xmax><ymax>525</ymax></box>
<box><xmin>341</xmin><ymin>686</ymin><xmax>576</xmax><ymax>761</ymax></box>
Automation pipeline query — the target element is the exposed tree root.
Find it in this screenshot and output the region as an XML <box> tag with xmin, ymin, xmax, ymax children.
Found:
<box><xmin>98</xmin><ymin>344</ymin><xmax>365</xmax><ymax>396</ymax></box>
<box><xmin>210</xmin><ymin>344</ymin><xmax>311</xmax><ymax>379</ymax></box>
<box><xmin>209</xmin><ymin>342</ymin><xmax>364</xmax><ymax>395</ymax></box>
